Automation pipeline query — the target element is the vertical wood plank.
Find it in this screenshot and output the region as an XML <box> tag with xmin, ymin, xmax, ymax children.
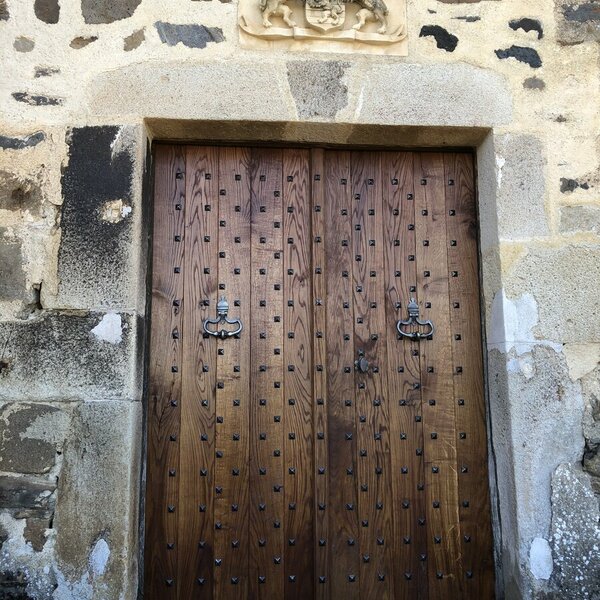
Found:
<box><xmin>178</xmin><ymin>146</ymin><xmax>219</xmax><ymax>597</ymax></box>
<box><xmin>324</xmin><ymin>150</ymin><xmax>360</xmax><ymax>599</ymax></box>
<box><xmin>414</xmin><ymin>153</ymin><xmax>462</xmax><ymax>599</ymax></box>
<box><xmin>311</xmin><ymin>149</ymin><xmax>330</xmax><ymax>600</ymax></box>
<box><xmin>382</xmin><ymin>151</ymin><xmax>429</xmax><ymax>599</ymax></box>
<box><xmin>145</xmin><ymin>145</ymin><xmax>185</xmax><ymax>599</ymax></box>
<box><xmin>214</xmin><ymin>148</ymin><xmax>251</xmax><ymax>598</ymax></box>
<box><xmin>283</xmin><ymin>149</ymin><xmax>314</xmax><ymax>598</ymax></box>
<box><xmin>351</xmin><ymin>151</ymin><xmax>394</xmax><ymax>599</ymax></box>
<box><xmin>248</xmin><ymin>148</ymin><xmax>285</xmax><ymax>599</ymax></box>
<box><xmin>445</xmin><ymin>153</ymin><xmax>495</xmax><ymax>599</ymax></box>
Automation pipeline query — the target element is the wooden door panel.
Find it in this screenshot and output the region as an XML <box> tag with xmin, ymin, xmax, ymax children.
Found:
<box><xmin>146</xmin><ymin>146</ymin><xmax>495</xmax><ymax>600</ymax></box>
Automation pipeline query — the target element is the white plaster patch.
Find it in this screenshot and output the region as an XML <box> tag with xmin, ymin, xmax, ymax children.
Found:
<box><xmin>488</xmin><ymin>289</ymin><xmax>562</xmax><ymax>355</ymax></box>
<box><xmin>530</xmin><ymin>537</ymin><xmax>554</xmax><ymax>580</ymax></box>
<box><xmin>89</xmin><ymin>538</ymin><xmax>110</xmax><ymax>577</ymax></box>
<box><xmin>100</xmin><ymin>199</ymin><xmax>132</xmax><ymax>223</ymax></box>
<box><xmin>495</xmin><ymin>153</ymin><xmax>505</xmax><ymax>189</ymax></box>
<box><xmin>507</xmin><ymin>354</ymin><xmax>535</xmax><ymax>379</ymax></box>
<box><xmin>91</xmin><ymin>313</ymin><xmax>123</xmax><ymax>345</ymax></box>
<box><xmin>563</xmin><ymin>344</ymin><xmax>600</xmax><ymax>381</ymax></box>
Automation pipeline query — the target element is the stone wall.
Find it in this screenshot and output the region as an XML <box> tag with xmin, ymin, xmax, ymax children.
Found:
<box><xmin>1</xmin><ymin>0</ymin><xmax>599</xmax><ymax>598</ymax></box>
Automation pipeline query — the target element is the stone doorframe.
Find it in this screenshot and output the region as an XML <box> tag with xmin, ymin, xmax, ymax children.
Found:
<box><xmin>89</xmin><ymin>61</ymin><xmax>523</xmax><ymax>599</ymax></box>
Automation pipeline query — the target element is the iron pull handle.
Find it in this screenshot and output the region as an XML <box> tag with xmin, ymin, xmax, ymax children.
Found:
<box><xmin>396</xmin><ymin>298</ymin><xmax>434</xmax><ymax>341</ymax></box>
<box><xmin>202</xmin><ymin>296</ymin><xmax>243</xmax><ymax>339</ymax></box>
<box><xmin>354</xmin><ymin>356</ymin><xmax>369</xmax><ymax>374</ymax></box>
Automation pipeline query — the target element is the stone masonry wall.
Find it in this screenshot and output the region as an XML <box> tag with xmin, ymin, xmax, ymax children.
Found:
<box><xmin>1</xmin><ymin>0</ymin><xmax>599</xmax><ymax>598</ymax></box>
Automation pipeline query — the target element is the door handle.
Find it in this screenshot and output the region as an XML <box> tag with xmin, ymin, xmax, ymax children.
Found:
<box><xmin>396</xmin><ymin>298</ymin><xmax>434</xmax><ymax>341</ymax></box>
<box><xmin>202</xmin><ymin>296</ymin><xmax>243</xmax><ymax>339</ymax></box>
<box><xmin>354</xmin><ymin>350</ymin><xmax>369</xmax><ymax>374</ymax></box>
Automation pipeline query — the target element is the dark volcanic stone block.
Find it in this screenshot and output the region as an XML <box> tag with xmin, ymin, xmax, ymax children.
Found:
<box><xmin>81</xmin><ymin>0</ymin><xmax>141</xmax><ymax>24</ymax></box>
<box><xmin>58</xmin><ymin>126</ymin><xmax>135</xmax><ymax>308</ymax></box>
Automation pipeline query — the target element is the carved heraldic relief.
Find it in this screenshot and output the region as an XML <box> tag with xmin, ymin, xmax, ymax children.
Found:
<box><xmin>239</xmin><ymin>0</ymin><xmax>407</xmax><ymax>51</ymax></box>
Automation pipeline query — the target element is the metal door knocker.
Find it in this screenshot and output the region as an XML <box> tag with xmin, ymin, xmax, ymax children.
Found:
<box><xmin>202</xmin><ymin>296</ymin><xmax>243</xmax><ymax>339</ymax></box>
<box><xmin>396</xmin><ymin>298</ymin><xmax>434</xmax><ymax>341</ymax></box>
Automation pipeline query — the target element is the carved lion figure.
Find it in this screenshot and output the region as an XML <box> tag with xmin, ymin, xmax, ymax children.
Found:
<box><xmin>349</xmin><ymin>0</ymin><xmax>388</xmax><ymax>34</ymax></box>
<box><xmin>260</xmin><ymin>0</ymin><xmax>295</xmax><ymax>28</ymax></box>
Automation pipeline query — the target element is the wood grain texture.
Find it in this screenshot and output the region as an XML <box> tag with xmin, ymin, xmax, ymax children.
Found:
<box><xmin>249</xmin><ymin>148</ymin><xmax>285</xmax><ymax>599</ymax></box>
<box><xmin>213</xmin><ymin>147</ymin><xmax>252</xmax><ymax>598</ymax></box>
<box><xmin>283</xmin><ymin>149</ymin><xmax>314</xmax><ymax>598</ymax></box>
<box><xmin>145</xmin><ymin>145</ymin><xmax>186</xmax><ymax>599</ymax></box>
<box><xmin>350</xmin><ymin>151</ymin><xmax>394</xmax><ymax>599</ymax></box>
<box><xmin>414</xmin><ymin>153</ymin><xmax>462</xmax><ymax>598</ymax></box>
<box><xmin>311</xmin><ymin>149</ymin><xmax>330</xmax><ymax>600</ymax></box>
<box><xmin>324</xmin><ymin>151</ymin><xmax>360</xmax><ymax>599</ymax></box>
<box><xmin>178</xmin><ymin>146</ymin><xmax>219</xmax><ymax>597</ymax></box>
<box><xmin>145</xmin><ymin>146</ymin><xmax>494</xmax><ymax>600</ymax></box>
<box><xmin>445</xmin><ymin>153</ymin><xmax>495</xmax><ymax>599</ymax></box>
<box><xmin>381</xmin><ymin>151</ymin><xmax>429</xmax><ymax>599</ymax></box>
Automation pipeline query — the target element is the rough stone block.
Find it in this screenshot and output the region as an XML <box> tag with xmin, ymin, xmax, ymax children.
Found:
<box><xmin>34</xmin><ymin>0</ymin><xmax>60</xmax><ymax>24</ymax></box>
<box><xmin>550</xmin><ymin>464</ymin><xmax>600</xmax><ymax>597</ymax></box>
<box><xmin>556</xmin><ymin>0</ymin><xmax>600</xmax><ymax>44</ymax></box>
<box><xmin>54</xmin><ymin>401</ymin><xmax>141</xmax><ymax>599</ymax></box>
<box><xmin>0</xmin><ymin>312</ymin><xmax>138</xmax><ymax>402</ymax></box>
<box><xmin>57</xmin><ymin>126</ymin><xmax>139</xmax><ymax>310</ymax></box>
<box><xmin>560</xmin><ymin>205</ymin><xmax>600</xmax><ymax>234</ymax></box>
<box><xmin>494</xmin><ymin>134</ymin><xmax>549</xmax><ymax>239</ymax></box>
<box><xmin>154</xmin><ymin>22</ymin><xmax>224</xmax><ymax>48</ymax></box>
<box><xmin>0</xmin><ymin>0</ymin><xmax>8</xmax><ymax>20</ymax></box>
<box><xmin>81</xmin><ymin>0</ymin><xmax>141</xmax><ymax>24</ymax></box>
<box><xmin>0</xmin><ymin>404</ymin><xmax>72</xmax><ymax>474</ymax></box>
<box><xmin>503</xmin><ymin>346</ymin><xmax>584</xmax><ymax>548</ymax></box>
<box><xmin>287</xmin><ymin>60</ymin><xmax>349</xmax><ymax>120</ymax></box>
<box><xmin>506</xmin><ymin>244</ymin><xmax>600</xmax><ymax>343</ymax></box>
<box><xmin>356</xmin><ymin>63</ymin><xmax>512</xmax><ymax>127</ymax></box>
<box><xmin>0</xmin><ymin>229</ymin><xmax>26</xmax><ymax>303</ymax></box>
<box><xmin>0</xmin><ymin>476</ymin><xmax>56</xmax><ymax>513</ymax></box>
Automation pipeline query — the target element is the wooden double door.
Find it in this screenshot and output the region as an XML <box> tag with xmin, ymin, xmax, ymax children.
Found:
<box><xmin>145</xmin><ymin>145</ymin><xmax>494</xmax><ymax>599</ymax></box>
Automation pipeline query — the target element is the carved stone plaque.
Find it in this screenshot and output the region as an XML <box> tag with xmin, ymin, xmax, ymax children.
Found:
<box><xmin>239</xmin><ymin>0</ymin><xmax>407</xmax><ymax>55</ymax></box>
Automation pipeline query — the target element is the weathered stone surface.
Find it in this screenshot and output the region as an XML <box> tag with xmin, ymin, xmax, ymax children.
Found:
<box><xmin>560</xmin><ymin>205</ymin><xmax>599</xmax><ymax>233</ymax></box>
<box><xmin>0</xmin><ymin>476</ymin><xmax>56</xmax><ymax>513</ymax></box>
<box><xmin>0</xmin><ymin>171</ymin><xmax>42</xmax><ymax>213</ymax></box>
<box><xmin>154</xmin><ymin>22</ymin><xmax>224</xmax><ymax>48</ymax></box>
<box><xmin>523</xmin><ymin>76</ymin><xmax>545</xmax><ymax>90</ymax></box>
<box><xmin>13</xmin><ymin>38</ymin><xmax>35</xmax><ymax>53</ymax></box>
<box><xmin>357</xmin><ymin>63</ymin><xmax>512</xmax><ymax>127</ymax></box>
<box><xmin>419</xmin><ymin>25</ymin><xmax>459</xmax><ymax>51</ymax></box>
<box><xmin>556</xmin><ymin>0</ymin><xmax>600</xmax><ymax>44</ymax></box>
<box><xmin>81</xmin><ymin>0</ymin><xmax>141</xmax><ymax>24</ymax></box>
<box><xmin>0</xmin><ymin>230</ymin><xmax>26</xmax><ymax>303</ymax></box>
<box><xmin>0</xmin><ymin>313</ymin><xmax>137</xmax><ymax>401</ymax></box>
<box><xmin>0</xmin><ymin>132</ymin><xmax>45</xmax><ymax>149</ymax></box>
<box><xmin>0</xmin><ymin>404</ymin><xmax>70</xmax><ymax>474</ymax></box>
<box><xmin>54</xmin><ymin>401</ymin><xmax>141</xmax><ymax>599</ymax></box>
<box><xmin>495</xmin><ymin>45</ymin><xmax>542</xmax><ymax>68</ymax></box>
<box><xmin>34</xmin><ymin>0</ymin><xmax>60</xmax><ymax>24</ymax></box>
<box><xmin>123</xmin><ymin>28</ymin><xmax>144</xmax><ymax>51</ymax></box>
<box><xmin>506</xmin><ymin>244</ymin><xmax>600</xmax><ymax>343</ymax></box>
<box><xmin>0</xmin><ymin>0</ymin><xmax>8</xmax><ymax>20</ymax></box>
<box><xmin>494</xmin><ymin>134</ymin><xmax>549</xmax><ymax>239</ymax></box>
<box><xmin>550</xmin><ymin>464</ymin><xmax>600</xmax><ymax>598</ymax></box>
<box><xmin>287</xmin><ymin>60</ymin><xmax>349</xmax><ymax>120</ymax></box>
<box><xmin>70</xmin><ymin>36</ymin><xmax>98</xmax><ymax>49</ymax></box>
<box><xmin>0</xmin><ymin>571</ymin><xmax>31</xmax><ymax>599</ymax></box>
<box><xmin>57</xmin><ymin>126</ymin><xmax>136</xmax><ymax>309</ymax></box>
<box><xmin>509</xmin><ymin>18</ymin><xmax>543</xmax><ymax>39</ymax></box>
<box><xmin>12</xmin><ymin>92</ymin><xmax>62</xmax><ymax>106</ymax></box>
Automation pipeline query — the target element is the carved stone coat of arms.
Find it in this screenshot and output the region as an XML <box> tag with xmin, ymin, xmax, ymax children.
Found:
<box><xmin>239</xmin><ymin>0</ymin><xmax>407</xmax><ymax>54</ymax></box>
